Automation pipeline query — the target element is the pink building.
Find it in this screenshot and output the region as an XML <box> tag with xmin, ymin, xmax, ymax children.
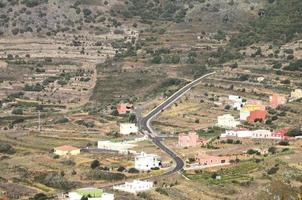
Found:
<box><xmin>178</xmin><ymin>132</ymin><xmax>207</xmax><ymax>147</ymax></box>
<box><xmin>196</xmin><ymin>153</ymin><xmax>230</xmax><ymax>166</ymax></box>
<box><xmin>178</xmin><ymin>132</ymin><xmax>199</xmax><ymax>147</ymax></box>
<box><xmin>116</xmin><ymin>103</ymin><xmax>133</xmax><ymax>115</ymax></box>
<box><xmin>270</xmin><ymin>93</ymin><xmax>287</xmax><ymax>109</ymax></box>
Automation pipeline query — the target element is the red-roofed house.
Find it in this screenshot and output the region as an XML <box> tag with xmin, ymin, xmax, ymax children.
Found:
<box><xmin>54</xmin><ymin>145</ymin><xmax>80</xmax><ymax>156</ymax></box>
<box><xmin>270</xmin><ymin>93</ymin><xmax>287</xmax><ymax>109</ymax></box>
<box><xmin>196</xmin><ymin>153</ymin><xmax>230</xmax><ymax>167</ymax></box>
<box><xmin>116</xmin><ymin>103</ymin><xmax>133</xmax><ymax>115</ymax></box>
<box><xmin>271</xmin><ymin>128</ymin><xmax>290</xmax><ymax>140</ymax></box>
<box><xmin>247</xmin><ymin>110</ymin><xmax>267</xmax><ymax>123</ymax></box>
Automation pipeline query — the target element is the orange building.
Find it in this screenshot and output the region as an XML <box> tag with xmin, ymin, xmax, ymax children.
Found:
<box><xmin>247</xmin><ymin>110</ymin><xmax>267</xmax><ymax>123</ymax></box>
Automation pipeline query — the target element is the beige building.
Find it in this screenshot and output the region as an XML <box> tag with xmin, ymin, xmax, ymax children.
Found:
<box><xmin>54</xmin><ymin>145</ymin><xmax>80</xmax><ymax>156</ymax></box>
<box><xmin>120</xmin><ymin>123</ymin><xmax>138</xmax><ymax>135</ymax></box>
<box><xmin>290</xmin><ymin>89</ymin><xmax>302</xmax><ymax>102</ymax></box>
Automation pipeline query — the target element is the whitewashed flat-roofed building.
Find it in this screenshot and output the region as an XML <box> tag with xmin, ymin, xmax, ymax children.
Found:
<box><xmin>113</xmin><ymin>180</ymin><xmax>153</xmax><ymax>194</ymax></box>
<box><xmin>290</xmin><ymin>89</ymin><xmax>302</xmax><ymax>102</ymax></box>
<box><xmin>135</xmin><ymin>152</ymin><xmax>161</xmax><ymax>170</ymax></box>
<box><xmin>251</xmin><ymin>130</ymin><xmax>272</xmax><ymax>139</ymax></box>
<box><xmin>229</xmin><ymin>95</ymin><xmax>245</xmax><ymax>110</ymax></box>
<box><xmin>216</xmin><ymin>114</ymin><xmax>240</xmax><ymax>129</ymax></box>
<box><xmin>97</xmin><ymin>141</ymin><xmax>136</xmax><ymax>153</ymax></box>
<box><xmin>68</xmin><ymin>188</ymin><xmax>114</xmax><ymax>200</ymax></box>
<box><xmin>120</xmin><ymin>123</ymin><xmax>139</xmax><ymax>135</ymax></box>
<box><xmin>221</xmin><ymin>129</ymin><xmax>253</xmax><ymax>138</ymax></box>
<box><xmin>221</xmin><ymin>129</ymin><xmax>277</xmax><ymax>140</ymax></box>
<box><xmin>240</xmin><ymin>110</ymin><xmax>250</xmax><ymax>121</ymax></box>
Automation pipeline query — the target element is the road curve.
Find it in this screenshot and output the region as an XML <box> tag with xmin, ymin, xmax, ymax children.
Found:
<box><xmin>140</xmin><ymin>71</ymin><xmax>216</xmax><ymax>175</ymax></box>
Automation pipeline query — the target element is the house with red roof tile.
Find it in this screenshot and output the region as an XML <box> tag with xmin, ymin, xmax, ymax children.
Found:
<box><xmin>116</xmin><ymin>103</ymin><xmax>133</xmax><ymax>115</ymax></box>
<box><xmin>271</xmin><ymin>128</ymin><xmax>290</xmax><ymax>140</ymax></box>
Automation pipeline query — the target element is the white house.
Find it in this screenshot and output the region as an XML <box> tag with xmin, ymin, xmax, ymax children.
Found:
<box><xmin>120</xmin><ymin>123</ymin><xmax>139</xmax><ymax>135</ymax></box>
<box><xmin>135</xmin><ymin>152</ymin><xmax>161</xmax><ymax>170</ymax></box>
<box><xmin>228</xmin><ymin>95</ymin><xmax>245</xmax><ymax>110</ymax></box>
<box><xmin>251</xmin><ymin>130</ymin><xmax>273</xmax><ymax>139</ymax></box>
<box><xmin>221</xmin><ymin>129</ymin><xmax>275</xmax><ymax>140</ymax></box>
<box><xmin>113</xmin><ymin>180</ymin><xmax>153</xmax><ymax>194</ymax></box>
<box><xmin>216</xmin><ymin>114</ymin><xmax>240</xmax><ymax>129</ymax></box>
<box><xmin>221</xmin><ymin>129</ymin><xmax>253</xmax><ymax>138</ymax></box>
<box><xmin>68</xmin><ymin>188</ymin><xmax>114</xmax><ymax>200</ymax></box>
<box><xmin>97</xmin><ymin>140</ymin><xmax>136</xmax><ymax>154</ymax></box>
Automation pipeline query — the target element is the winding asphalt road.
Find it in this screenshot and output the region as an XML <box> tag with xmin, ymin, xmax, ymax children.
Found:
<box><xmin>140</xmin><ymin>71</ymin><xmax>216</xmax><ymax>175</ymax></box>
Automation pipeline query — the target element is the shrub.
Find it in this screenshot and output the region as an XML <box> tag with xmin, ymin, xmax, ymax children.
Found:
<box><xmin>247</xmin><ymin>149</ymin><xmax>258</xmax><ymax>155</ymax></box>
<box><xmin>239</xmin><ymin>74</ymin><xmax>249</xmax><ymax>81</ymax></box>
<box><xmin>22</xmin><ymin>0</ymin><xmax>47</xmax><ymax>7</ymax></box>
<box><xmin>128</xmin><ymin>167</ymin><xmax>139</xmax><ymax>173</ymax></box>
<box><xmin>55</xmin><ymin>117</ymin><xmax>69</xmax><ymax>124</ymax></box>
<box><xmin>12</xmin><ymin>108</ymin><xmax>23</xmax><ymax>115</ymax></box>
<box><xmin>155</xmin><ymin>187</ymin><xmax>169</xmax><ymax>196</ymax></box>
<box><xmin>151</xmin><ymin>55</ymin><xmax>161</xmax><ymax>64</ymax></box>
<box><xmin>83</xmin><ymin>8</ymin><xmax>92</xmax><ymax>16</ymax></box>
<box><xmin>88</xmin><ymin>170</ymin><xmax>126</xmax><ymax>180</ymax></box>
<box><xmin>117</xmin><ymin>166</ymin><xmax>126</xmax><ymax>172</ymax></box>
<box><xmin>90</xmin><ymin>160</ymin><xmax>100</xmax><ymax>169</ymax></box>
<box><xmin>286</xmin><ymin>128</ymin><xmax>302</xmax><ymax>137</ymax></box>
<box><xmin>267</xmin><ymin>166</ymin><xmax>279</xmax><ymax>175</ymax></box>
<box><xmin>224</xmin><ymin>105</ymin><xmax>231</xmax><ymax>110</ymax></box>
<box><xmin>0</xmin><ymin>143</ymin><xmax>16</xmax><ymax>154</ymax></box>
<box><xmin>268</xmin><ymin>146</ymin><xmax>277</xmax><ymax>154</ymax></box>
<box><xmin>37</xmin><ymin>172</ymin><xmax>73</xmax><ymax>190</ymax></box>
<box><xmin>32</xmin><ymin>193</ymin><xmax>48</xmax><ymax>200</ymax></box>
<box><xmin>278</xmin><ymin>140</ymin><xmax>289</xmax><ymax>146</ymax></box>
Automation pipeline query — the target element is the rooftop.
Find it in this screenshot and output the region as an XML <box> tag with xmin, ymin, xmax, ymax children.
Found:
<box><xmin>55</xmin><ymin>145</ymin><xmax>80</xmax><ymax>151</ymax></box>
<box><xmin>77</xmin><ymin>188</ymin><xmax>103</xmax><ymax>197</ymax></box>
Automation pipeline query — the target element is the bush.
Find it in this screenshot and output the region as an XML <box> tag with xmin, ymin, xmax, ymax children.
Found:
<box><xmin>24</xmin><ymin>83</ymin><xmax>44</xmax><ymax>92</ymax></box>
<box><xmin>286</xmin><ymin>128</ymin><xmax>302</xmax><ymax>137</ymax></box>
<box><xmin>88</xmin><ymin>170</ymin><xmax>126</xmax><ymax>180</ymax></box>
<box><xmin>151</xmin><ymin>55</ymin><xmax>161</xmax><ymax>64</ymax></box>
<box><xmin>83</xmin><ymin>8</ymin><xmax>92</xmax><ymax>16</ymax></box>
<box><xmin>267</xmin><ymin>166</ymin><xmax>279</xmax><ymax>175</ymax></box>
<box><xmin>117</xmin><ymin>166</ymin><xmax>126</xmax><ymax>172</ymax></box>
<box><xmin>155</xmin><ymin>187</ymin><xmax>169</xmax><ymax>196</ymax></box>
<box><xmin>55</xmin><ymin>117</ymin><xmax>69</xmax><ymax>124</ymax></box>
<box><xmin>268</xmin><ymin>146</ymin><xmax>277</xmax><ymax>154</ymax></box>
<box><xmin>22</xmin><ymin>0</ymin><xmax>47</xmax><ymax>7</ymax></box>
<box><xmin>31</xmin><ymin>193</ymin><xmax>48</xmax><ymax>200</ymax></box>
<box><xmin>90</xmin><ymin>160</ymin><xmax>100</xmax><ymax>169</ymax></box>
<box><xmin>128</xmin><ymin>167</ymin><xmax>139</xmax><ymax>173</ymax></box>
<box><xmin>0</xmin><ymin>143</ymin><xmax>16</xmax><ymax>154</ymax></box>
<box><xmin>283</xmin><ymin>59</ymin><xmax>302</xmax><ymax>71</ymax></box>
<box><xmin>247</xmin><ymin>149</ymin><xmax>258</xmax><ymax>155</ymax></box>
<box><xmin>239</xmin><ymin>74</ymin><xmax>249</xmax><ymax>81</ymax></box>
<box><xmin>12</xmin><ymin>108</ymin><xmax>23</xmax><ymax>115</ymax></box>
<box><xmin>278</xmin><ymin>140</ymin><xmax>289</xmax><ymax>146</ymax></box>
<box><xmin>37</xmin><ymin>172</ymin><xmax>73</xmax><ymax>190</ymax></box>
